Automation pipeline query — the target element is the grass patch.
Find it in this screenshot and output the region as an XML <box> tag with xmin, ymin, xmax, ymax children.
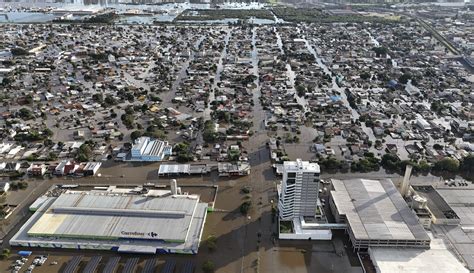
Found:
<box><xmin>272</xmin><ymin>7</ymin><xmax>397</xmax><ymax>23</ymax></box>
<box><xmin>279</xmin><ymin>220</ymin><xmax>293</xmax><ymax>233</ymax></box>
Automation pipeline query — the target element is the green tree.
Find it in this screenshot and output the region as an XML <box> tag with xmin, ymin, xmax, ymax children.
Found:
<box><xmin>76</xmin><ymin>144</ymin><xmax>92</xmax><ymax>162</ymax></box>
<box><xmin>351</xmin><ymin>156</ymin><xmax>380</xmax><ymax>172</ymax></box>
<box><xmin>174</xmin><ymin>142</ymin><xmax>189</xmax><ymax>153</ymax></box>
<box><xmin>319</xmin><ymin>157</ymin><xmax>342</xmax><ymax>170</ymax></box>
<box><xmin>359</xmin><ymin>72</ymin><xmax>371</xmax><ymax>80</ymax></box>
<box><xmin>121</xmin><ymin>114</ymin><xmax>135</xmax><ymax>129</ymax></box>
<box><xmin>176</xmin><ymin>152</ymin><xmax>193</xmax><ymax>163</ymax></box>
<box><xmin>228</xmin><ymin>150</ymin><xmax>240</xmax><ymax>162</ymax></box>
<box><xmin>0</xmin><ymin>248</ymin><xmax>10</xmax><ymax>260</ymax></box>
<box><xmin>418</xmin><ymin>160</ymin><xmax>431</xmax><ymax>173</ymax></box>
<box><xmin>130</xmin><ymin>130</ymin><xmax>143</xmax><ymax>141</ymax></box>
<box><xmin>372</xmin><ymin>46</ymin><xmax>388</xmax><ymax>56</ymax></box>
<box><xmin>18</xmin><ymin>108</ymin><xmax>34</xmax><ymax>120</ymax></box>
<box><xmin>433</xmin><ymin>157</ymin><xmax>459</xmax><ymax>173</ymax></box>
<box><xmin>381</xmin><ymin>153</ymin><xmax>400</xmax><ymax>171</ymax></box>
<box><xmin>398</xmin><ymin>73</ymin><xmax>411</xmax><ymax>85</ymax></box>
<box><xmin>92</xmin><ymin>93</ymin><xmax>103</xmax><ymax>103</ymax></box>
<box><xmin>240</xmin><ymin>201</ymin><xmax>252</xmax><ymax>215</ymax></box>
<box><xmin>433</xmin><ymin>143</ymin><xmax>443</xmax><ymax>150</ymax></box>
<box><xmin>145</xmin><ymin>129</ymin><xmax>166</xmax><ymax>140</ymax></box>
<box><xmin>203</xmin><ymin>121</ymin><xmax>217</xmax><ymax>143</ymax></box>
<box><xmin>295</xmin><ymin>84</ymin><xmax>306</xmax><ymax>97</ymax></box>
<box><xmin>44</xmin><ymin>128</ymin><xmax>53</xmax><ymax>137</ymax></box>
<box><xmin>149</xmin><ymin>94</ymin><xmax>162</xmax><ymax>102</ymax></box>
<box><xmin>47</xmin><ymin>152</ymin><xmax>58</xmax><ymax>161</ymax></box>
<box><xmin>207</xmin><ymin>235</ymin><xmax>217</xmax><ymax>252</ymax></box>
<box><xmin>460</xmin><ymin>155</ymin><xmax>474</xmax><ymax>174</ymax></box>
<box><xmin>202</xmin><ymin>261</ymin><xmax>215</xmax><ymax>273</ymax></box>
<box><xmin>11</xmin><ymin>47</ymin><xmax>29</xmax><ymax>56</ymax></box>
<box><xmin>18</xmin><ymin>181</ymin><xmax>28</xmax><ymax>190</ymax></box>
<box><xmin>104</xmin><ymin>95</ymin><xmax>117</xmax><ymax>106</ymax></box>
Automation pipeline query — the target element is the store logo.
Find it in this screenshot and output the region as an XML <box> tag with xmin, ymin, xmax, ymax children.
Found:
<box><xmin>121</xmin><ymin>231</ymin><xmax>145</xmax><ymax>237</ymax></box>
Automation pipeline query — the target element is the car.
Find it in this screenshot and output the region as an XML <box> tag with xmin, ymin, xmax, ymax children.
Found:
<box><xmin>38</xmin><ymin>256</ymin><xmax>47</xmax><ymax>266</ymax></box>
<box><xmin>33</xmin><ymin>256</ymin><xmax>47</xmax><ymax>266</ymax></box>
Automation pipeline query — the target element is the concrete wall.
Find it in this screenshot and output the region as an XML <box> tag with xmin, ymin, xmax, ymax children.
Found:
<box><xmin>279</xmin><ymin>230</ymin><xmax>332</xmax><ymax>240</ymax></box>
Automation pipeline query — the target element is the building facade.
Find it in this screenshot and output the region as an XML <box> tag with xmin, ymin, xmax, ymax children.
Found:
<box><xmin>130</xmin><ymin>137</ymin><xmax>172</xmax><ymax>162</ymax></box>
<box><xmin>278</xmin><ymin>159</ymin><xmax>320</xmax><ymax>220</ymax></box>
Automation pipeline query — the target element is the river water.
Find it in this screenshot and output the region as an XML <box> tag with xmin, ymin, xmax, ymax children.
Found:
<box><xmin>0</xmin><ymin>1</ymin><xmax>205</xmax><ymax>23</ymax></box>
<box><xmin>0</xmin><ymin>1</ymin><xmax>276</xmax><ymax>24</ymax></box>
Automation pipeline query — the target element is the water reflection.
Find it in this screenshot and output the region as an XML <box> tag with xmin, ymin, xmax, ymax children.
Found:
<box><xmin>0</xmin><ymin>0</ymin><xmax>273</xmax><ymax>24</ymax></box>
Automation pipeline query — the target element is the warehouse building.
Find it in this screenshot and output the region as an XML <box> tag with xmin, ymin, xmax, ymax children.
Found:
<box><xmin>329</xmin><ymin>179</ymin><xmax>431</xmax><ymax>250</ymax></box>
<box><xmin>129</xmin><ymin>137</ymin><xmax>172</xmax><ymax>161</ymax></box>
<box><xmin>10</xmin><ymin>184</ymin><xmax>207</xmax><ymax>254</ymax></box>
<box><xmin>158</xmin><ymin>164</ymin><xmax>209</xmax><ymax>176</ymax></box>
<box><xmin>413</xmin><ymin>186</ymin><xmax>474</xmax><ymax>271</ymax></box>
<box><xmin>369</xmin><ymin>235</ymin><xmax>468</xmax><ymax>273</ymax></box>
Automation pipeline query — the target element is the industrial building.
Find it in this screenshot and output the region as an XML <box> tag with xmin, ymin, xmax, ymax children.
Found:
<box><xmin>329</xmin><ymin>178</ymin><xmax>431</xmax><ymax>250</ymax></box>
<box><xmin>158</xmin><ymin>164</ymin><xmax>209</xmax><ymax>176</ymax></box>
<box><xmin>129</xmin><ymin>137</ymin><xmax>172</xmax><ymax>162</ymax></box>
<box><xmin>412</xmin><ymin>186</ymin><xmax>474</xmax><ymax>271</ymax></box>
<box><xmin>369</xmin><ymin>234</ymin><xmax>468</xmax><ymax>273</ymax></box>
<box><xmin>10</xmin><ymin>182</ymin><xmax>207</xmax><ymax>254</ymax></box>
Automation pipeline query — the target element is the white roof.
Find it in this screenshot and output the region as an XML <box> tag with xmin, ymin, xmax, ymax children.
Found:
<box><xmin>331</xmin><ymin>179</ymin><xmax>430</xmax><ymax>242</ymax></box>
<box><xmin>283</xmin><ymin>159</ymin><xmax>320</xmax><ymax>173</ymax></box>
<box><xmin>27</xmin><ymin>190</ymin><xmax>202</xmax><ymax>242</ymax></box>
<box><xmin>370</xmin><ymin>234</ymin><xmax>468</xmax><ymax>273</ymax></box>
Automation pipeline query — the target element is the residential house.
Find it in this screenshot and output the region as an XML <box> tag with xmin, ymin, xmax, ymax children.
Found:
<box><xmin>27</xmin><ymin>164</ymin><xmax>46</xmax><ymax>176</ymax></box>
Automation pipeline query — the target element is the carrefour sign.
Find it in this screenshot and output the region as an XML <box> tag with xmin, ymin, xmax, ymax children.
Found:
<box><xmin>121</xmin><ymin>231</ymin><xmax>158</xmax><ymax>238</ymax></box>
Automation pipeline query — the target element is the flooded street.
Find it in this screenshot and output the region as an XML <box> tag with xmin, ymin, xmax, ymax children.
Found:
<box><xmin>203</xmin><ymin>28</ymin><xmax>231</xmax><ymax>121</ymax></box>
<box><xmin>251</xmin><ymin>27</ymin><xmax>264</xmax><ymax>132</ymax></box>
<box><xmin>165</xmin><ymin>34</ymin><xmax>206</xmax><ymax>108</ymax></box>
<box><xmin>0</xmin><ymin>3</ymin><xmax>471</xmax><ymax>273</ymax></box>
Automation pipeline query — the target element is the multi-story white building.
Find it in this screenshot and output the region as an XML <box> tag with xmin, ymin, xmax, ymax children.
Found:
<box><xmin>278</xmin><ymin>159</ymin><xmax>320</xmax><ymax>220</ymax></box>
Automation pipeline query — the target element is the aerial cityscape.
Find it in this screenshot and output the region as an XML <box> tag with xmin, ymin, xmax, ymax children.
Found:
<box><xmin>0</xmin><ymin>0</ymin><xmax>473</xmax><ymax>272</ymax></box>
